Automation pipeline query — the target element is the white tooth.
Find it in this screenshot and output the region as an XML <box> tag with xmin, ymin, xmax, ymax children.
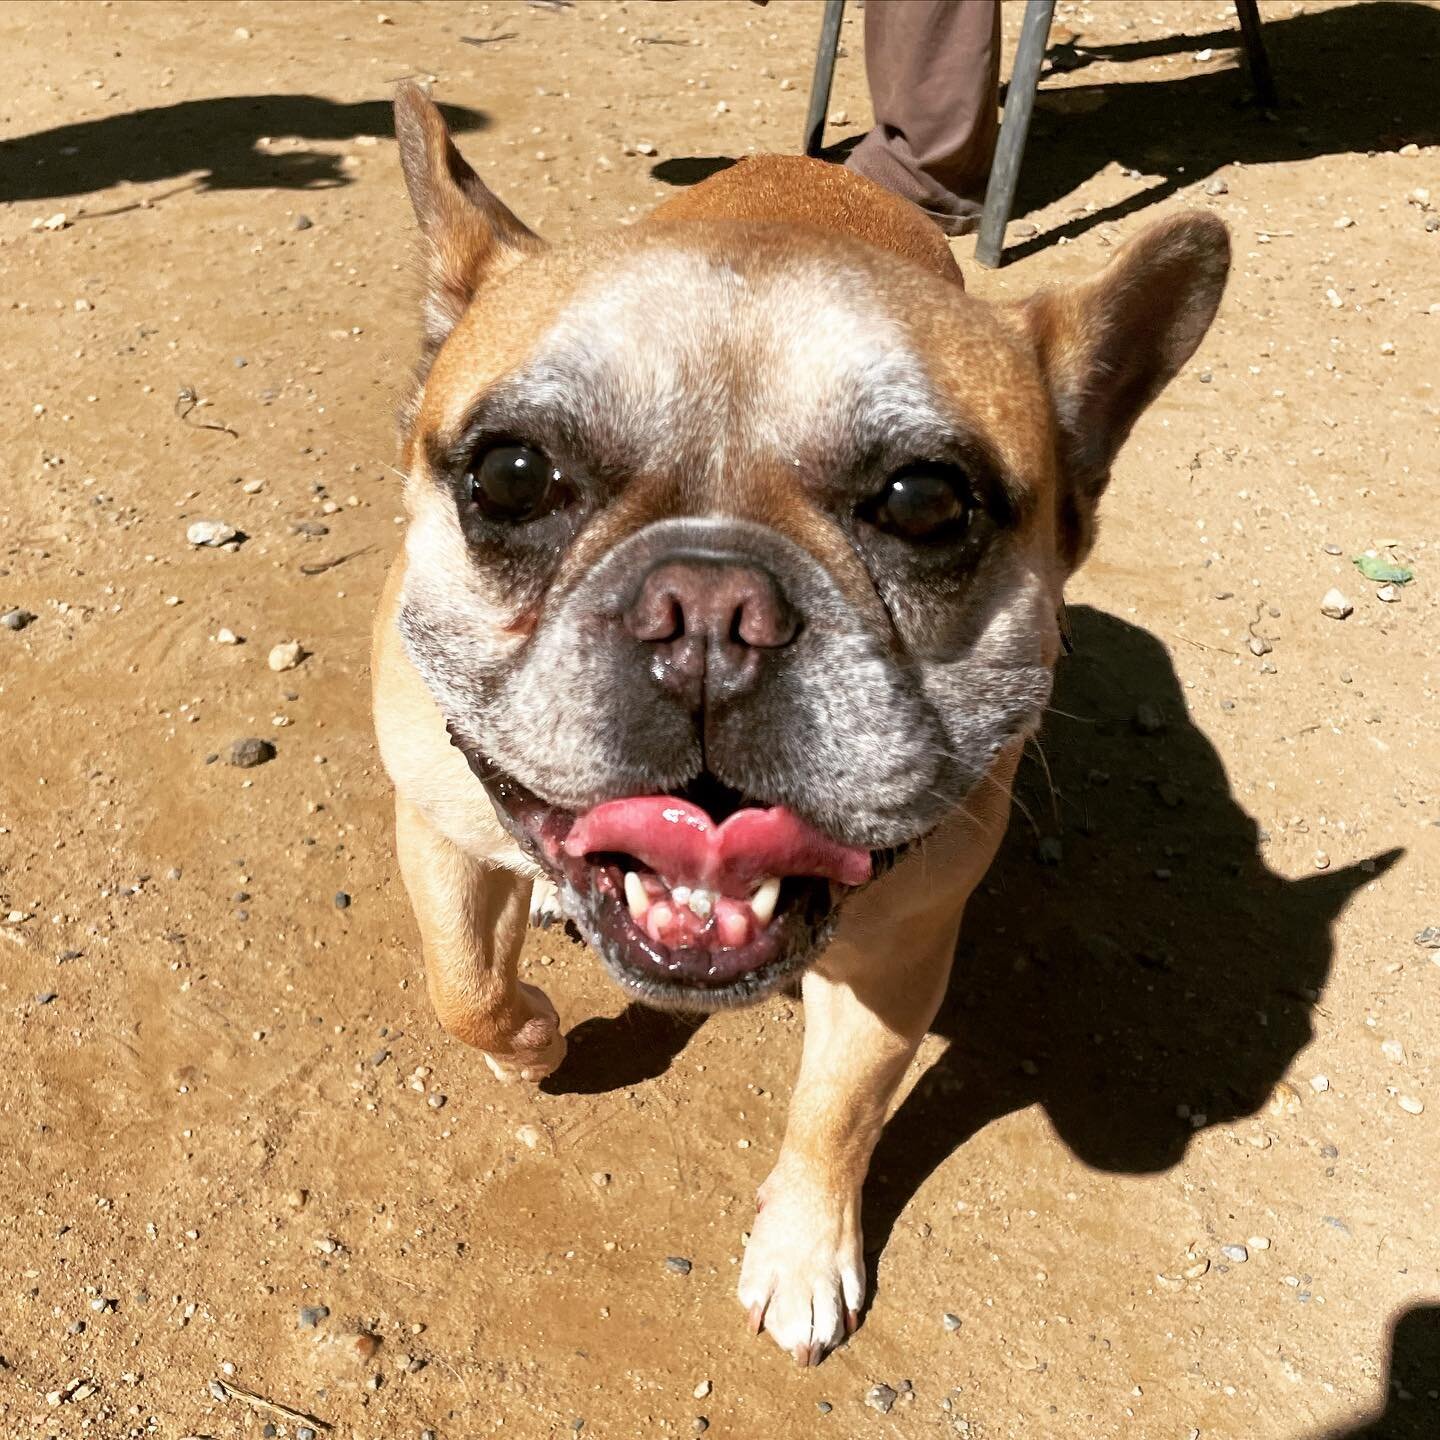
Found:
<box><xmin>670</xmin><ymin>885</ymin><xmax>691</xmax><ymax>908</ymax></box>
<box><xmin>624</xmin><ymin>870</ymin><xmax>650</xmax><ymax>921</ymax></box>
<box><xmin>750</xmin><ymin>876</ymin><xmax>781</xmax><ymax>927</ymax></box>
<box><xmin>687</xmin><ymin>888</ymin><xmax>713</xmax><ymax>918</ymax></box>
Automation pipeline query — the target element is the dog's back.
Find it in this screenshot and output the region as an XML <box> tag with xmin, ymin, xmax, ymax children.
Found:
<box><xmin>648</xmin><ymin>154</ymin><xmax>963</xmax><ymax>286</ymax></box>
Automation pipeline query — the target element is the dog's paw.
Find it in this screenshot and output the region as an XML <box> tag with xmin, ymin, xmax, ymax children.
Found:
<box><xmin>529</xmin><ymin>877</ymin><xmax>563</xmax><ymax>930</ymax></box>
<box><xmin>736</xmin><ymin>1168</ymin><xmax>865</xmax><ymax>1365</ymax></box>
<box><xmin>480</xmin><ymin>982</ymin><xmax>566</xmax><ymax>1084</ymax></box>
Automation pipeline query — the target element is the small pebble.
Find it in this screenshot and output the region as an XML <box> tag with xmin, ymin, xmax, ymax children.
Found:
<box><xmin>1249</xmin><ymin>1235</ymin><xmax>1271</xmax><ymax>1250</ymax></box>
<box><xmin>1310</xmin><ymin>1074</ymin><xmax>1330</xmax><ymax>1093</ymax></box>
<box><xmin>1132</xmin><ymin>701</ymin><xmax>1165</xmax><ymax>735</ymax></box>
<box><xmin>1221</xmin><ymin>1244</ymin><xmax>1249</xmax><ymax>1264</ymax></box>
<box><xmin>297</xmin><ymin>1429</ymin><xmax>317</xmax><ymax>1440</ymax></box>
<box><xmin>334</xmin><ymin>891</ymin><xmax>351</xmax><ymax>909</ymax></box>
<box><xmin>2</xmin><ymin>608</ymin><xmax>37</xmax><ymax>631</ymax></box>
<box><xmin>298</xmin><ymin>1304</ymin><xmax>330</xmax><ymax>1329</ymax></box>
<box><xmin>693</xmin><ymin>1420</ymin><xmax>709</xmax><ymax>1435</ymax></box>
<box><xmin>227</xmin><ymin>737</ymin><xmax>276</xmax><ymax>768</ymax></box>
<box><xmin>427</xmin><ymin>1093</ymin><xmax>447</xmax><ymax>1109</ymax></box>
<box><xmin>942</xmin><ymin>1312</ymin><xmax>963</xmax><ymax>1332</ymax></box>
<box><xmin>187</xmin><ymin>519</ymin><xmax>238</xmax><ymax>547</ymax></box>
<box><xmin>1204</xmin><ymin>177</ymin><xmax>1229</xmax><ymax>195</ymax></box>
<box><xmin>515</xmin><ymin>1124</ymin><xmax>543</xmax><ymax>1149</ymax></box>
<box><xmin>866</xmin><ymin>1384</ymin><xmax>898</xmax><ymax>1415</ymax></box>
<box><xmin>1397</xmin><ymin>1095</ymin><xmax>1425</xmax><ymax>1115</ymax></box>
<box><xmin>816</xmin><ymin>1401</ymin><xmax>833</xmax><ymax>1414</ymax></box>
<box><xmin>293</xmin><ymin>214</ymin><xmax>314</xmax><ymax>230</ymax></box>
<box><xmin>1323</xmin><ymin>542</ymin><xmax>1344</xmax><ymax>555</ymax></box>
<box><xmin>1376</xmin><ymin>583</ymin><xmax>1400</xmax><ymax>603</ymax></box>
<box><xmin>1320</xmin><ymin>588</ymin><xmax>1352</xmax><ymax>619</ymax></box>
<box><xmin>208</xmin><ymin>1379</ymin><xmax>228</xmax><ymax>1401</ymax></box>
<box><xmin>214</xmin><ymin>627</ymin><xmax>241</xmax><ymax>645</ymax></box>
<box><xmin>665</xmin><ymin>1256</ymin><xmax>693</xmax><ymax>1275</ymax></box>
<box><xmin>268</xmin><ymin>641</ymin><xmax>304</xmax><ymax>672</ymax></box>
<box><xmin>352</xmin><ymin>1331</ymin><xmax>380</xmax><ymax>1360</ymax></box>
<box><xmin>693</xmin><ymin>1380</ymin><xmax>712</xmax><ymax>1399</ymax></box>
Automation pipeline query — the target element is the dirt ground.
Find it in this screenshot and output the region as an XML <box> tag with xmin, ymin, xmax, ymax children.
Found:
<box><xmin>2</xmin><ymin>1</ymin><xmax>1438</xmax><ymax>1437</ymax></box>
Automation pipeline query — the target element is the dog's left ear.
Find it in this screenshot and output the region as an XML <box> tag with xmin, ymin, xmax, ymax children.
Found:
<box><xmin>1019</xmin><ymin>212</ymin><xmax>1230</xmax><ymax>568</ymax></box>
<box><xmin>393</xmin><ymin>84</ymin><xmax>542</xmax><ymax>358</ymax></box>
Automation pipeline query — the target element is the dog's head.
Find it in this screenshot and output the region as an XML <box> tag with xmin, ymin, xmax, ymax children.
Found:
<box><xmin>390</xmin><ymin>87</ymin><xmax>1229</xmax><ymax>1010</ymax></box>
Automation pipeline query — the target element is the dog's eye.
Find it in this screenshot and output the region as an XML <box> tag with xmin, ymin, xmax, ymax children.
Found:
<box><xmin>868</xmin><ymin>465</ymin><xmax>971</xmax><ymax>541</ymax></box>
<box><xmin>465</xmin><ymin>444</ymin><xmax>566</xmax><ymax>523</ymax></box>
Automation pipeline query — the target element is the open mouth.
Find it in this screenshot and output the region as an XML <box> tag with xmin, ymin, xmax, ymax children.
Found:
<box><xmin>451</xmin><ymin>735</ymin><xmax>882</xmax><ymax>1007</ymax></box>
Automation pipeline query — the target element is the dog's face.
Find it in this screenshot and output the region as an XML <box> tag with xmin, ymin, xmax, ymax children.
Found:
<box><xmin>390</xmin><ymin>89</ymin><xmax>1229</xmax><ymax>1010</ymax></box>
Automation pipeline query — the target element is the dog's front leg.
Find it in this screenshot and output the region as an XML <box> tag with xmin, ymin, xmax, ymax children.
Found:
<box><xmin>395</xmin><ymin>798</ymin><xmax>566</xmax><ymax>1083</ymax></box>
<box><xmin>738</xmin><ymin>750</ymin><xmax>1018</xmax><ymax>1365</ymax></box>
<box><xmin>737</xmin><ymin>909</ymin><xmax>959</xmax><ymax>1365</ymax></box>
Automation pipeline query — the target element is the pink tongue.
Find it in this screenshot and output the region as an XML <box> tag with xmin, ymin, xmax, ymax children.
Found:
<box><xmin>562</xmin><ymin>797</ymin><xmax>871</xmax><ymax>896</ymax></box>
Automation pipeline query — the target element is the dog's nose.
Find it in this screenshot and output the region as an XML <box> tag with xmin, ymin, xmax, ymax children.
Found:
<box><xmin>625</xmin><ymin>559</ymin><xmax>800</xmax><ymax>708</ymax></box>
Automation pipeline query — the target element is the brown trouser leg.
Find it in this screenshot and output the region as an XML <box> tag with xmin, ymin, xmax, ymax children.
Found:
<box><xmin>847</xmin><ymin>0</ymin><xmax>1001</xmax><ymax>236</ymax></box>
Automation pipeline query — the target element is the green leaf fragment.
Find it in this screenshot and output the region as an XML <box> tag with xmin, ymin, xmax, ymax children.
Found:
<box><xmin>1352</xmin><ymin>555</ymin><xmax>1414</xmax><ymax>584</ymax></box>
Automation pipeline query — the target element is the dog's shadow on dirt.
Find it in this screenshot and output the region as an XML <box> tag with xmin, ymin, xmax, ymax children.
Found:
<box><xmin>1317</xmin><ymin>1303</ymin><xmax>1440</xmax><ymax>1438</ymax></box>
<box><xmin>864</xmin><ymin>604</ymin><xmax>1400</xmax><ymax>1270</ymax></box>
<box><xmin>0</xmin><ymin>95</ymin><xmax>487</xmax><ymax>205</ymax></box>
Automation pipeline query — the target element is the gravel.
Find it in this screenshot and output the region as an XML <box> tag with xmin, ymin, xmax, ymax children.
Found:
<box><xmin>943</xmin><ymin>1312</ymin><xmax>963</xmax><ymax>1331</ymax></box>
<box><xmin>298</xmin><ymin>1304</ymin><xmax>330</xmax><ymax>1328</ymax></box>
<box><xmin>664</xmin><ymin>1256</ymin><xmax>693</xmax><ymax>1275</ymax></box>
<box><xmin>227</xmin><ymin>737</ymin><xmax>276</xmax><ymax>768</ymax></box>
<box><xmin>1320</xmin><ymin>588</ymin><xmax>1353</xmax><ymax>619</ymax></box>
<box><xmin>1221</xmin><ymin>1244</ymin><xmax>1249</xmax><ymax>1263</ymax></box>
<box><xmin>2</xmin><ymin>607</ymin><xmax>37</xmax><ymax>631</ymax></box>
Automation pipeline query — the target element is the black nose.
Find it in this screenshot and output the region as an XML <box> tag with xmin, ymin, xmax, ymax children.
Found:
<box><xmin>624</xmin><ymin>558</ymin><xmax>800</xmax><ymax>708</ymax></box>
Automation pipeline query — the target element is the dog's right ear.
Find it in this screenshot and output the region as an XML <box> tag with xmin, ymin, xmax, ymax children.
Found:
<box><xmin>393</xmin><ymin>84</ymin><xmax>541</xmax><ymax>357</ymax></box>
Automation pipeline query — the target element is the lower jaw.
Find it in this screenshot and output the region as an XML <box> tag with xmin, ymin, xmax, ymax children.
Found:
<box><xmin>556</xmin><ymin>865</ymin><xmax>842</xmax><ymax>1012</ymax></box>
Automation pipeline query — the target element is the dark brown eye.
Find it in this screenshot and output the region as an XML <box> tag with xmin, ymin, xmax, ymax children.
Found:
<box><xmin>869</xmin><ymin>465</ymin><xmax>971</xmax><ymax>541</ymax></box>
<box><xmin>465</xmin><ymin>444</ymin><xmax>566</xmax><ymax>523</ymax></box>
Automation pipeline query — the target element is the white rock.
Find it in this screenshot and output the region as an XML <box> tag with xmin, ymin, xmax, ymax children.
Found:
<box><xmin>1376</xmin><ymin>584</ymin><xmax>1401</xmax><ymax>603</ymax></box>
<box><xmin>214</xmin><ymin>627</ymin><xmax>241</xmax><ymax>645</ymax></box>
<box><xmin>1381</xmin><ymin>1038</ymin><xmax>1407</xmax><ymax>1065</ymax></box>
<box><xmin>267</xmin><ymin>641</ymin><xmax>304</xmax><ymax>672</ymax></box>
<box><xmin>1397</xmin><ymin>1095</ymin><xmax>1424</xmax><ymax>1115</ymax></box>
<box><xmin>1309</xmin><ymin>1074</ymin><xmax>1330</xmax><ymax>1093</ymax></box>
<box><xmin>635</xmin><ymin>141</ymin><xmax>657</xmax><ymax>156</ymax></box>
<box><xmin>1320</xmin><ymin>588</ymin><xmax>1352</xmax><ymax>619</ymax></box>
<box><xmin>187</xmin><ymin>519</ymin><xmax>237</xmax><ymax>547</ymax></box>
<box><xmin>693</xmin><ymin>1380</ymin><xmax>712</xmax><ymax>1399</ymax></box>
<box><xmin>515</xmin><ymin>1124</ymin><xmax>543</xmax><ymax>1149</ymax></box>
<box><xmin>42</xmin><ymin>212</ymin><xmax>69</xmax><ymax>231</ymax></box>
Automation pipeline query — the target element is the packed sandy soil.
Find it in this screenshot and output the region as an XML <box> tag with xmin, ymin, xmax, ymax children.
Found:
<box><xmin>2</xmin><ymin>2</ymin><xmax>1438</xmax><ymax>1437</ymax></box>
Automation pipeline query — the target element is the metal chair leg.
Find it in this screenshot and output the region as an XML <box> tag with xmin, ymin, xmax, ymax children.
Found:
<box><xmin>1234</xmin><ymin>0</ymin><xmax>1278</xmax><ymax>109</ymax></box>
<box><xmin>975</xmin><ymin>0</ymin><xmax>1055</xmax><ymax>268</ymax></box>
<box><xmin>803</xmin><ymin>0</ymin><xmax>846</xmax><ymax>157</ymax></box>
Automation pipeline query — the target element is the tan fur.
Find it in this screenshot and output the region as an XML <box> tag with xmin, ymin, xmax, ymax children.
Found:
<box><xmin>373</xmin><ymin>86</ymin><xmax>1228</xmax><ymax>1365</ymax></box>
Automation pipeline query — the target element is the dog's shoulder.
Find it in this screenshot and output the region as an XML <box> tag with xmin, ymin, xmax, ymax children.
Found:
<box><xmin>646</xmin><ymin>154</ymin><xmax>963</xmax><ymax>287</ymax></box>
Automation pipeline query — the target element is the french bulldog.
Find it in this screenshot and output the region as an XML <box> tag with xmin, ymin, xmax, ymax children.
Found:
<box><xmin>372</xmin><ymin>84</ymin><xmax>1229</xmax><ymax>1364</ymax></box>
